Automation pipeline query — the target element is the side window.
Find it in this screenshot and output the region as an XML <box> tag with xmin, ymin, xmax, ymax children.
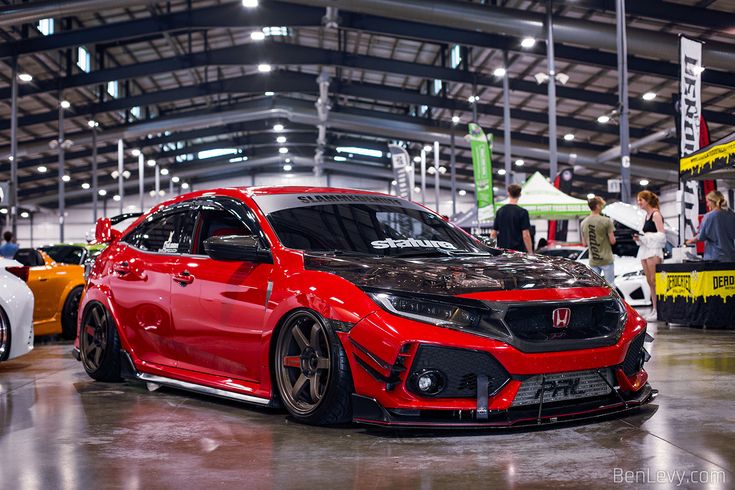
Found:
<box><xmin>126</xmin><ymin>212</ymin><xmax>189</xmax><ymax>254</ymax></box>
<box><xmin>193</xmin><ymin>207</ymin><xmax>253</xmax><ymax>255</ymax></box>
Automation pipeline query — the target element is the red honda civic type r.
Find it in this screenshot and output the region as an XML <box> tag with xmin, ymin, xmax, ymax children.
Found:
<box><xmin>74</xmin><ymin>186</ymin><xmax>655</xmax><ymax>428</ymax></box>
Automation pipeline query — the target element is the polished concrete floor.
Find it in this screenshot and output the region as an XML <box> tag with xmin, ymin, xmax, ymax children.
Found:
<box><xmin>1</xmin><ymin>314</ymin><xmax>734</xmax><ymax>489</ymax></box>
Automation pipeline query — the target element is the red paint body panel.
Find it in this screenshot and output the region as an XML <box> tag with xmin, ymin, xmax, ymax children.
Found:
<box><xmin>77</xmin><ymin>186</ymin><xmax>654</xmax><ymax>426</ymax></box>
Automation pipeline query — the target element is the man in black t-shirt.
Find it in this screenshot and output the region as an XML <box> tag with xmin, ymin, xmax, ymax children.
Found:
<box><xmin>490</xmin><ymin>184</ymin><xmax>534</xmax><ymax>254</ymax></box>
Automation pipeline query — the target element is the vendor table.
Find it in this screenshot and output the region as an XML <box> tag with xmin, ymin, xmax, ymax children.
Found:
<box><xmin>656</xmin><ymin>262</ymin><xmax>735</xmax><ymax>327</ymax></box>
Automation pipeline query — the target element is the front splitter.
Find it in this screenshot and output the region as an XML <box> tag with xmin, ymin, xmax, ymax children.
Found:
<box><xmin>352</xmin><ymin>384</ymin><xmax>656</xmax><ymax>429</ymax></box>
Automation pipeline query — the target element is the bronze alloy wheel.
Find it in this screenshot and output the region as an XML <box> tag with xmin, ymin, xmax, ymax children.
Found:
<box><xmin>275</xmin><ymin>312</ymin><xmax>333</xmax><ymax>417</ymax></box>
<box><xmin>80</xmin><ymin>303</ymin><xmax>108</xmax><ymax>372</ymax></box>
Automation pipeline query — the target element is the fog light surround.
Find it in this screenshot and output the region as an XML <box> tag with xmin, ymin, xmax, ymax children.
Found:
<box><xmin>410</xmin><ymin>369</ymin><xmax>446</xmax><ymax>397</ymax></box>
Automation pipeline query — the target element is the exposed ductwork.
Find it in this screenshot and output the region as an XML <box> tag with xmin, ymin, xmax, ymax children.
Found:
<box><xmin>596</xmin><ymin>127</ymin><xmax>677</xmax><ymax>164</ymax></box>
<box><xmin>284</xmin><ymin>0</ymin><xmax>735</xmax><ymax>72</ymax></box>
<box><xmin>0</xmin><ymin>0</ymin><xmax>155</xmax><ymax>28</ymax></box>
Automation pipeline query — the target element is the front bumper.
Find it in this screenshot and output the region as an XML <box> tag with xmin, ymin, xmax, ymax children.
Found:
<box><xmin>352</xmin><ymin>383</ymin><xmax>657</xmax><ymax>428</ymax></box>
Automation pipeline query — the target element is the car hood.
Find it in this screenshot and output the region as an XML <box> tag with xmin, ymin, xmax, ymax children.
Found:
<box><xmin>304</xmin><ymin>252</ymin><xmax>607</xmax><ymax>296</ymax></box>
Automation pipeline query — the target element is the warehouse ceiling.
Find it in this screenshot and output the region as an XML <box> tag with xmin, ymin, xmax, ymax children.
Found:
<box><xmin>1</xmin><ymin>0</ymin><xmax>735</xmax><ymax>209</ymax></box>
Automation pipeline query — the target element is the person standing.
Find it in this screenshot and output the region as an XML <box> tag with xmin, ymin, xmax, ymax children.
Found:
<box><xmin>581</xmin><ymin>197</ymin><xmax>616</xmax><ymax>284</ymax></box>
<box><xmin>491</xmin><ymin>184</ymin><xmax>534</xmax><ymax>254</ymax></box>
<box><xmin>636</xmin><ymin>191</ymin><xmax>666</xmax><ymax>321</ymax></box>
<box><xmin>0</xmin><ymin>231</ymin><xmax>19</xmax><ymax>259</ymax></box>
<box><xmin>686</xmin><ymin>190</ymin><xmax>735</xmax><ymax>262</ymax></box>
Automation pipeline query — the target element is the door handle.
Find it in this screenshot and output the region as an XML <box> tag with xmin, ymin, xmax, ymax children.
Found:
<box><xmin>113</xmin><ymin>261</ymin><xmax>130</xmax><ymax>275</ymax></box>
<box><xmin>173</xmin><ymin>270</ymin><xmax>194</xmax><ymax>286</ymax></box>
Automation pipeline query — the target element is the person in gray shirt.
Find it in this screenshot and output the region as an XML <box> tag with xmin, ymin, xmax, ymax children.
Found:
<box><xmin>686</xmin><ymin>190</ymin><xmax>735</xmax><ymax>262</ymax></box>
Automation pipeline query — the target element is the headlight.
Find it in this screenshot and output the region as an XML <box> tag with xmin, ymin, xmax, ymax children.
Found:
<box><xmin>367</xmin><ymin>291</ymin><xmax>482</xmax><ymax>329</ymax></box>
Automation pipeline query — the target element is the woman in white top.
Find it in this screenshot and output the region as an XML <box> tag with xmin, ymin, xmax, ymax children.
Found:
<box><xmin>635</xmin><ymin>190</ymin><xmax>665</xmax><ymax>321</ymax></box>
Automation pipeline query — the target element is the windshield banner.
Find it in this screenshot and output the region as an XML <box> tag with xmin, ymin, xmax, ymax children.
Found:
<box><xmin>388</xmin><ymin>145</ymin><xmax>413</xmax><ymax>201</ymax></box>
<box><xmin>467</xmin><ymin>124</ymin><xmax>495</xmax><ymax>222</ymax></box>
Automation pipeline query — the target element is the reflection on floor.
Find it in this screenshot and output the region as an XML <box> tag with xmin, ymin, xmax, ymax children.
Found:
<box><xmin>1</xmin><ymin>316</ymin><xmax>733</xmax><ymax>488</ymax></box>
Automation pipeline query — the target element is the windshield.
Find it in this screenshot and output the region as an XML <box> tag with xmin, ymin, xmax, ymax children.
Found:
<box><xmin>40</xmin><ymin>245</ymin><xmax>85</xmax><ymax>264</ymax></box>
<box><xmin>254</xmin><ymin>193</ymin><xmax>488</xmax><ymax>256</ymax></box>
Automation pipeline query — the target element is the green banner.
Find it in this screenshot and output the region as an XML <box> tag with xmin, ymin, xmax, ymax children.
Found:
<box><xmin>468</xmin><ymin>123</ymin><xmax>494</xmax><ymax>221</ymax></box>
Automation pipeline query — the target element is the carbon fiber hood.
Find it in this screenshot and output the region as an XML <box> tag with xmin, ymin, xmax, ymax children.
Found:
<box><xmin>304</xmin><ymin>252</ymin><xmax>607</xmax><ymax>295</ymax></box>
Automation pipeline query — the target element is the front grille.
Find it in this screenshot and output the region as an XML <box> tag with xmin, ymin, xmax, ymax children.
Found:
<box><xmin>511</xmin><ymin>369</ymin><xmax>614</xmax><ymax>407</ymax></box>
<box><xmin>407</xmin><ymin>345</ymin><xmax>510</xmax><ymax>398</ymax></box>
<box><xmin>621</xmin><ymin>331</ymin><xmax>646</xmax><ymax>377</ymax></box>
<box><xmin>502</xmin><ymin>298</ymin><xmax>624</xmax><ymax>345</ymax></box>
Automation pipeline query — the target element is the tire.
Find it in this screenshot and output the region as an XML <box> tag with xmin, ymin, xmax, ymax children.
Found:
<box><xmin>61</xmin><ymin>286</ymin><xmax>84</xmax><ymax>340</ymax></box>
<box><xmin>0</xmin><ymin>306</ymin><xmax>11</xmax><ymax>362</ymax></box>
<box><xmin>273</xmin><ymin>310</ymin><xmax>353</xmax><ymax>425</ymax></box>
<box><xmin>79</xmin><ymin>302</ymin><xmax>122</xmax><ymax>382</ymax></box>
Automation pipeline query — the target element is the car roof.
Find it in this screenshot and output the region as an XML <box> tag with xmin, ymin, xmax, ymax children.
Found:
<box><xmin>242</xmin><ymin>186</ymin><xmax>390</xmax><ymax>197</ymax></box>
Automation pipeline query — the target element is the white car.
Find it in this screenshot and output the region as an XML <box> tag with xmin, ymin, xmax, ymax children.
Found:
<box><xmin>0</xmin><ymin>257</ymin><xmax>35</xmax><ymax>362</ymax></box>
<box><xmin>537</xmin><ymin>244</ymin><xmax>651</xmax><ymax>306</ymax></box>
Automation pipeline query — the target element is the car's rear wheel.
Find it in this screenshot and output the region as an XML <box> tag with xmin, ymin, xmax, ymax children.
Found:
<box><xmin>80</xmin><ymin>302</ymin><xmax>122</xmax><ymax>381</ymax></box>
<box><xmin>274</xmin><ymin>310</ymin><xmax>352</xmax><ymax>425</ymax></box>
<box><xmin>0</xmin><ymin>306</ymin><xmax>11</xmax><ymax>362</ymax></box>
<box><xmin>61</xmin><ymin>286</ymin><xmax>84</xmax><ymax>340</ymax></box>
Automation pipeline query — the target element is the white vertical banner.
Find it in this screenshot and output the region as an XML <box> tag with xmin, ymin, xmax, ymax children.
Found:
<box><xmin>388</xmin><ymin>145</ymin><xmax>413</xmax><ymax>201</ymax></box>
<box><xmin>679</xmin><ymin>36</ymin><xmax>703</xmax><ymax>242</ymax></box>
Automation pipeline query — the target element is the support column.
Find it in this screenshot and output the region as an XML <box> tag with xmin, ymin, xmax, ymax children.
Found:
<box><xmin>155</xmin><ymin>164</ymin><xmax>161</xmax><ymax>201</ymax></box>
<box><xmin>546</xmin><ymin>0</ymin><xmax>558</xmax><ymax>181</ymax></box>
<box><xmin>450</xmin><ymin>124</ymin><xmax>457</xmax><ymax>218</ymax></box>
<box><xmin>502</xmin><ymin>51</ymin><xmax>512</xmax><ymax>189</ymax></box>
<box><xmin>117</xmin><ymin>140</ymin><xmax>124</xmax><ymax>214</ymax></box>
<box><xmin>138</xmin><ymin>153</ymin><xmax>144</xmax><ymax>212</ymax></box>
<box><xmin>58</xmin><ymin>96</ymin><xmax>65</xmax><ymax>243</ymax></box>
<box><xmin>616</xmin><ymin>0</ymin><xmax>631</xmax><ymax>203</ymax></box>
<box><xmin>420</xmin><ymin>149</ymin><xmax>427</xmax><ymax>205</ymax></box>
<box><xmin>10</xmin><ymin>60</ymin><xmax>18</xmax><ymax>237</ymax></box>
<box><xmin>433</xmin><ymin>141</ymin><xmax>440</xmax><ymax>213</ymax></box>
<box><xmin>92</xmin><ymin>124</ymin><xmax>98</xmax><ymax>222</ymax></box>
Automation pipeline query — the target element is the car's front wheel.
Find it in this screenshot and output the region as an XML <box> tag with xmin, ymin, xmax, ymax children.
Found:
<box><xmin>61</xmin><ymin>286</ymin><xmax>83</xmax><ymax>340</ymax></box>
<box><xmin>274</xmin><ymin>310</ymin><xmax>353</xmax><ymax>425</ymax></box>
<box><xmin>0</xmin><ymin>306</ymin><xmax>11</xmax><ymax>362</ymax></box>
<box><xmin>79</xmin><ymin>302</ymin><xmax>122</xmax><ymax>382</ymax></box>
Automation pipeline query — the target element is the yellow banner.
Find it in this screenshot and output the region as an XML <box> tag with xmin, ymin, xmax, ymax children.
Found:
<box><xmin>679</xmin><ymin>138</ymin><xmax>735</xmax><ymax>176</ymax></box>
<box><xmin>656</xmin><ymin>270</ymin><xmax>735</xmax><ymax>302</ymax></box>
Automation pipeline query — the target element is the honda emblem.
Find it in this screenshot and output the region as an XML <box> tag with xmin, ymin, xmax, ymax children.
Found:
<box><xmin>552</xmin><ymin>308</ymin><xmax>571</xmax><ymax>328</ymax></box>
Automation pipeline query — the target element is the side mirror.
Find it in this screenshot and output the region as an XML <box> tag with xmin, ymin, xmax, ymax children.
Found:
<box><xmin>94</xmin><ymin>218</ymin><xmax>121</xmax><ymax>244</ymax></box>
<box><xmin>203</xmin><ymin>235</ymin><xmax>272</xmax><ymax>263</ymax></box>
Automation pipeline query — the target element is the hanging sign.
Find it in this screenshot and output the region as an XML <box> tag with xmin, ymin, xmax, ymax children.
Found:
<box><xmin>467</xmin><ymin>124</ymin><xmax>494</xmax><ymax>222</ymax></box>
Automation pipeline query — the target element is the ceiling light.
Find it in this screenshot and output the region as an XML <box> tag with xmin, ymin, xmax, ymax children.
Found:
<box><xmin>87</xmin><ymin>119</ymin><xmax>98</xmax><ymax>128</ymax></box>
<box><xmin>555</xmin><ymin>73</ymin><xmax>569</xmax><ymax>85</ymax></box>
<box><xmin>642</xmin><ymin>92</ymin><xmax>657</xmax><ymax>101</ymax></box>
<box><xmin>414</xmin><ymin>187</ymin><xmax>421</xmax><ymax>194</ymax></box>
<box><xmin>451</xmin><ymin>115</ymin><xmax>460</xmax><ymax>124</ymax></box>
<box><xmin>278</xmin><ymin>147</ymin><xmax>288</xmax><ymax>154</ymax></box>
<box><xmin>98</xmin><ymin>189</ymin><xmax>107</xmax><ymax>196</ymax></box>
<box><xmin>0</xmin><ymin>209</ymin><xmax>6</xmax><ymax>214</ymax></box>
<box><xmin>147</xmin><ymin>159</ymin><xmax>156</xmax><ymax>167</ymax></box>
<box><xmin>534</xmin><ymin>72</ymin><xmax>549</xmax><ymax>84</ymax></box>
<box><xmin>413</xmin><ymin>156</ymin><xmax>421</xmax><ymax>163</ymax></box>
<box><xmin>148</xmin><ymin>190</ymin><xmax>157</xmax><ymax>197</ymax></box>
<box><xmin>257</xmin><ymin>64</ymin><xmax>272</xmax><ymax>73</ymax></box>
<box><xmin>521</xmin><ymin>37</ymin><xmax>536</xmax><ymax>49</ymax></box>
<box><xmin>264</xmin><ymin>91</ymin><xmax>275</xmax><ymax>96</ymax></box>
<box><xmin>273</xmin><ymin>123</ymin><xmax>284</xmax><ymax>132</ymax></box>
<box><xmin>172</xmin><ymin>176</ymin><xmax>180</xmax><ymax>183</ymax></box>
<box><xmin>81</xmin><ymin>182</ymin><xmax>90</xmax><ymax>189</ymax></box>
<box><xmin>18</xmin><ymin>73</ymin><xmax>33</xmax><ymax>82</ymax></box>
<box><xmin>159</xmin><ymin>190</ymin><xmax>166</xmax><ymax>197</ymax></box>
<box><xmin>640</xmin><ymin>179</ymin><xmax>650</xmax><ymax>186</ymax></box>
<box><xmin>597</xmin><ymin>115</ymin><xmax>610</xmax><ymax>124</ymax></box>
<box><xmin>493</xmin><ymin>67</ymin><xmax>506</xmax><ymax>78</ymax></box>
<box><xmin>587</xmin><ymin>193</ymin><xmax>595</xmax><ymax>199</ymax></box>
<box><xmin>37</xmin><ymin>165</ymin><xmax>48</xmax><ymax>173</ymax></box>
<box><xmin>336</xmin><ymin>146</ymin><xmax>383</xmax><ymax>158</ymax></box>
<box><xmin>250</xmin><ymin>31</ymin><xmax>265</xmax><ymax>41</ymax></box>
<box><xmin>181</xmin><ymin>182</ymin><xmax>190</xmax><ymax>189</ymax></box>
<box><xmin>492</xmin><ymin>186</ymin><xmax>499</xmax><ymax>192</ymax></box>
<box><xmin>160</xmin><ymin>168</ymin><xmax>169</xmax><ymax>175</ymax></box>
<box><xmin>276</xmin><ymin>135</ymin><xmax>287</xmax><ymax>143</ymax></box>
<box><xmin>242</xmin><ymin>0</ymin><xmax>258</xmax><ymax>7</ymax></box>
<box><xmin>285</xmin><ymin>158</ymin><xmax>291</xmax><ymax>163</ymax></box>
<box><xmin>423</xmin><ymin>145</ymin><xmax>432</xmax><ymax>153</ymax></box>
<box><xmin>390</xmin><ymin>180</ymin><xmax>397</xmax><ymax>186</ymax></box>
<box><xmin>438</xmin><ymin>166</ymin><xmax>447</xmax><ymax>174</ymax></box>
<box><xmin>113</xmin><ymin>194</ymin><xmax>121</xmax><ymax>201</ymax></box>
<box><xmin>60</xmin><ymin>100</ymin><xmax>71</xmax><ymax>109</ymax></box>
<box><xmin>197</xmin><ymin>148</ymin><xmax>237</xmax><ymax>159</ymax></box>
<box><xmin>62</xmin><ymin>175</ymin><xmax>70</xmax><ymax>182</ymax></box>
<box><xmin>428</xmin><ymin>166</ymin><xmax>436</xmax><ymax>175</ymax></box>
<box><xmin>20</xmin><ymin>211</ymin><xmax>30</xmax><ymax>218</ymax></box>
<box><xmin>468</xmin><ymin>95</ymin><xmax>478</xmax><ymax>103</ymax></box>
<box><xmin>563</xmin><ymin>133</ymin><xmax>575</xmax><ymax>141</ymax></box>
<box><xmin>131</xmin><ymin>148</ymin><xmax>141</xmax><ymax>157</ymax></box>
<box><xmin>334</xmin><ymin>155</ymin><xmax>347</xmax><ymax>162</ymax></box>
<box><xmin>111</xmin><ymin>170</ymin><xmax>119</xmax><ymax>179</ymax></box>
<box><xmin>122</xmin><ymin>170</ymin><xmax>131</xmax><ymax>179</ymax></box>
<box><xmin>458</xmin><ymin>189</ymin><xmax>467</xmax><ymax>196</ymax></box>
<box><xmin>498</xmin><ymin>168</ymin><xmax>507</xmax><ymax>175</ymax></box>
<box><xmin>283</xmin><ymin>164</ymin><xmax>293</xmax><ymax>171</ymax></box>
<box><xmin>514</xmin><ymin>159</ymin><xmax>524</xmax><ymax>167</ymax></box>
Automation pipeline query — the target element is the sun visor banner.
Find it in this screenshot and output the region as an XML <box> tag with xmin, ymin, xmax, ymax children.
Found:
<box><xmin>388</xmin><ymin>145</ymin><xmax>413</xmax><ymax>201</ymax></box>
<box><xmin>467</xmin><ymin>124</ymin><xmax>494</xmax><ymax>222</ymax></box>
<box><xmin>252</xmin><ymin>193</ymin><xmax>422</xmax><ymax>214</ymax></box>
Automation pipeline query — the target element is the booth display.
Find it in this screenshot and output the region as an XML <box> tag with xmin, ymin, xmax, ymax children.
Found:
<box><xmin>495</xmin><ymin>171</ymin><xmax>589</xmax><ymax>219</ymax></box>
<box><xmin>657</xmin><ymin>131</ymin><xmax>735</xmax><ymax>327</ymax></box>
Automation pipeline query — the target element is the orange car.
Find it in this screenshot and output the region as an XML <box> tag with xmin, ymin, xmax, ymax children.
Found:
<box><xmin>12</xmin><ymin>248</ymin><xmax>85</xmax><ymax>339</ymax></box>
